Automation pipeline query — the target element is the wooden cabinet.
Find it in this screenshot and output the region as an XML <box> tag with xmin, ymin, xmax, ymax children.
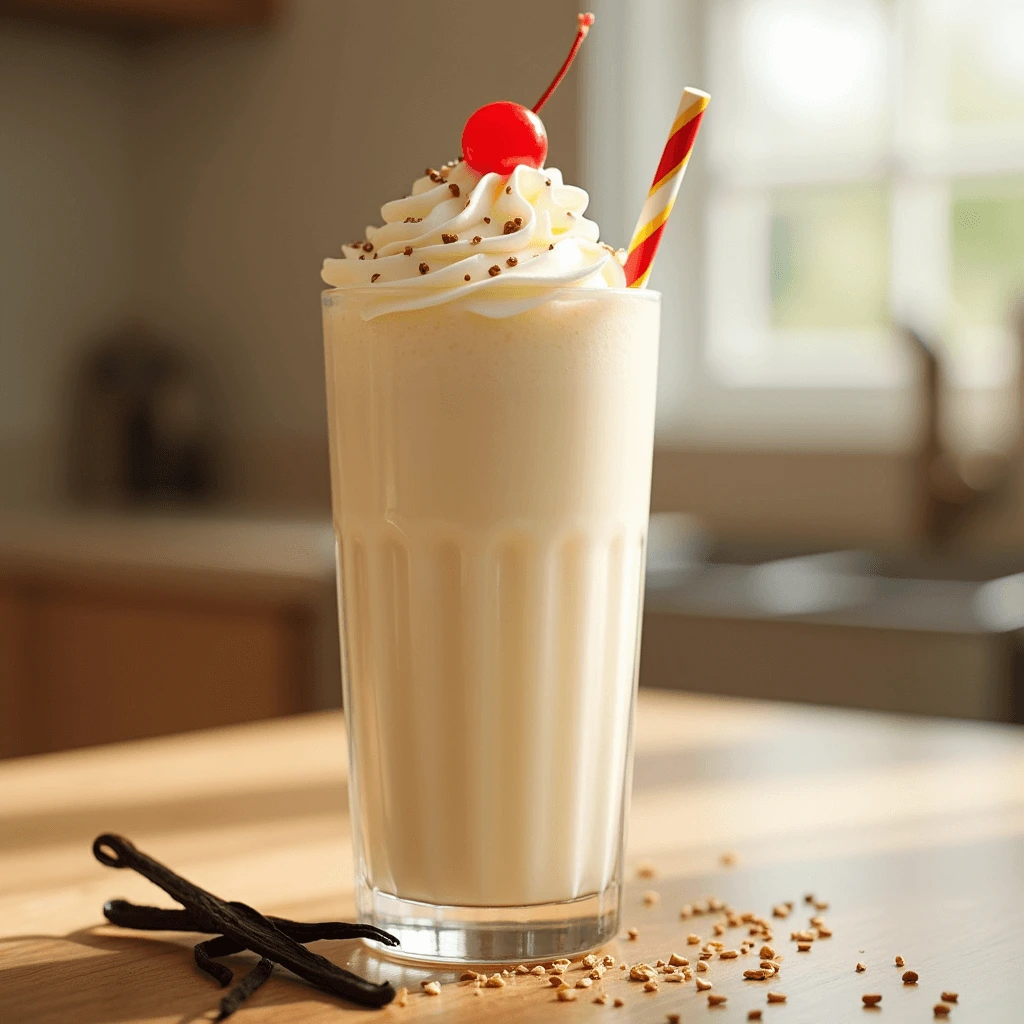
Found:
<box><xmin>0</xmin><ymin>0</ymin><xmax>275</xmax><ymax>30</ymax></box>
<box><xmin>0</xmin><ymin>576</ymin><xmax>319</xmax><ymax>758</ymax></box>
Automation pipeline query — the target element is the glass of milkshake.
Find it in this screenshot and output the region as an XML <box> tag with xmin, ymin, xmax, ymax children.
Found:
<box><xmin>322</xmin><ymin>23</ymin><xmax>660</xmax><ymax>965</ymax></box>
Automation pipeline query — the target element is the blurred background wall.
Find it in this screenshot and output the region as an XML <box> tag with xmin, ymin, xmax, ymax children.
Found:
<box><xmin>2</xmin><ymin>0</ymin><xmax>1023</xmax><ymax>757</ymax></box>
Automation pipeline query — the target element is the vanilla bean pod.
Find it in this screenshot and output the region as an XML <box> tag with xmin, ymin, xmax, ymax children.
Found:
<box><xmin>103</xmin><ymin>898</ymin><xmax>397</xmax><ymax>946</ymax></box>
<box><xmin>94</xmin><ymin>834</ymin><xmax>396</xmax><ymax>1011</ymax></box>
<box><xmin>216</xmin><ymin>957</ymin><xmax>274</xmax><ymax>1021</ymax></box>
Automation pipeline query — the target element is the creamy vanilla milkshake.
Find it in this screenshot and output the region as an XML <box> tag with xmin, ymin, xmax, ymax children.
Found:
<box><xmin>323</xmin><ymin>140</ymin><xmax>659</xmax><ymax>962</ymax></box>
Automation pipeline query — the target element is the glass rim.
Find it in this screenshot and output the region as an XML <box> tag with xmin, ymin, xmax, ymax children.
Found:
<box><xmin>321</xmin><ymin>285</ymin><xmax>661</xmax><ymax>307</ymax></box>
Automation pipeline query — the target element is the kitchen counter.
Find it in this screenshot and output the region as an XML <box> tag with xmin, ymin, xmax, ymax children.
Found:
<box><xmin>2</xmin><ymin>690</ymin><xmax>1022</xmax><ymax>1021</ymax></box>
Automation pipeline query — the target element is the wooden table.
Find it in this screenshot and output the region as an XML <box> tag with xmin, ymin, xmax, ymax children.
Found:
<box><xmin>2</xmin><ymin>691</ymin><xmax>1022</xmax><ymax>1023</ymax></box>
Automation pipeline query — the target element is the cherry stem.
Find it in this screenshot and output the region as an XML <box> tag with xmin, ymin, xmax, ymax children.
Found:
<box><xmin>533</xmin><ymin>12</ymin><xmax>595</xmax><ymax>114</ymax></box>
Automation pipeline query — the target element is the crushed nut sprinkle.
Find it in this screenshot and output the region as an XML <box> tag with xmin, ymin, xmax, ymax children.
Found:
<box><xmin>760</xmin><ymin>945</ymin><xmax>777</xmax><ymax>960</ymax></box>
<box><xmin>941</xmin><ymin>992</ymin><xmax>958</xmax><ymax>1003</ymax></box>
<box><xmin>743</xmin><ymin>969</ymin><xmax>768</xmax><ymax>980</ymax></box>
<box><xmin>748</xmin><ymin>1012</ymin><xmax>763</xmax><ymax>1021</ymax></box>
<box><xmin>669</xmin><ymin>954</ymin><xmax>689</xmax><ymax>967</ymax></box>
<box><xmin>720</xmin><ymin>950</ymin><xmax>739</xmax><ymax>960</ymax></box>
<box><xmin>358</xmin><ymin>254</ymin><xmax>366</xmax><ymax>260</ymax></box>
<box><xmin>530</xmin><ymin>965</ymin><xmax>546</xmax><ymax>976</ymax></box>
<box><xmin>603</xmin><ymin>955</ymin><xmax>616</xmax><ymax>967</ymax></box>
<box><xmin>772</xmin><ymin>905</ymin><xmax>791</xmax><ymax>918</ymax></box>
<box><xmin>643</xmin><ymin>891</ymin><xmax>660</xmax><ymax>906</ymax></box>
<box><xmin>483</xmin><ymin>216</ymin><xmax>491</xmax><ymax>223</ymax></box>
<box><xmin>549</xmin><ymin>243</ymin><xmax>555</xmax><ymax>250</ymax></box>
<box><xmin>862</xmin><ymin>994</ymin><xmax>882</xmax><ymax>1007</ymax></box>
<box><xmin>696</xmin><ymin>961</ymin><xmax>709</xmax><ymax>973</ymax></box>
<box><xmin>488</xmin><ymin>265</ymin><xmax>501</xmax><ymax>277</ymax></box>
<box><xmin>767</xmin><ymin>992</ymin><xmax>787</xmax><ymax>1003</ymax></box>
<box><xmin>791</xmin><ymin>930</ymin><xmax>815</xmax><ymax>942</ymax></box>
<box><xmin>485</xmin><ymin>974</ymin><xmax>505</xmax><ymax>988</ymax></box>
<box><xmin>470</xmin><ymin>236</ymin><xmax>482</xmax><ymax>244</ymax></box>
<box><xmin>696</xmin><ymin>977</ymin><xmax>713</xmax><ymax>992</ymax></box>
<box><xmin>576</xmin><ymin>978</ymin><xmax>593</xmax><ymax>989</ymax></box>
<box><xmin>797</xmin><ymin>943</ymin><xmax>812</xmax><ymax>953</ymax></box>
<box><xmin>664</xmin><ymin>973</ymin><xmax>684</xmax><ymax>983</ymax></box>
<box><xmin>514</xmin><ymin>965</ymin><xmax>530</xmax><ymax>975</ymax></box>
<box><xmin>856</xmin><ymin>963</ymin><xmax>867</xmax><ymax>972</ymax></box>
<box><xmin>614</xmin><ymin>998</ymin><xmax>625</xmax><ymax>1007</ymax></box>
<box><xmin>550</xmin><ymin>975</ymin><xmax>568</xmax><ymax>988</ymax></box>
<box><xmin>582</xmin><ymin>954</ymin><xmax>597</xmax><ymax>969</ymax></box>
<box><xmin>557</xmin><ymin>988</ymin><xmax>577</xmax><ymax>1002</ymax></box>
<box><xmin>464</xmin><ymin>274</ymin><xmax>471</xmax><ymax>281</ymax></box>
<box><xmin>395</xmin><ymin>986</ymin><xmax>408</xmax><ymax>1007</ymax></box>
<box><xmin>589</xmin><ymin>967</ymin><xmax>606</xmax><ymax>980</ymax></box>
<box><xmin>630</xmin><ymin>965</ymin><xmax>656</xmax><ymax>982</ymax></box>
<box><xmin>627</xmin><ymin>927</ymin><xmax>639</xmax><ymax>941</ymax></box>
<box><xmin>422</xmin><ymin>981</ymin><xmax>441</xmax><ymax>996</ymax></box>
<box><xmin>448</xmin><ymin>183</ymin><xmax>460</xmax><ymax>197</ymax></box>
<box><xmin>503</xmin><ymin>220</ymin><xmax>517</xmax><ymax>235</ymax></box>
<box><xmin>708</xmin><ymin>993</ymin><xmax>728</xmax><ymax>1007</ymax></box>
<box><xmin>404</xmin><ymin>217</ymin><xmax>423</xmax><ymax>223</ymax></box>
<box><xmin>644</xmin><ymin>980</ymin><xmax>660</xmax><ymax>992</ymax></box>
<box><xmin>713</xmin><ymin>923</ymin><xmax>725</xmax><ymax>936</ymax></box>
<box><xmin>721</xmin><ymin>851</ymin><xmax>738</xmax><ymax>866</ymax></box>
<box><xmin>362</xmin><ymin>242</ymin><xmax>373</xmax><ymax>252</ymax></box>
<box><xmin>441</xmin><ymin>233</ymin><xmax>458</xmax><ymax>243</ymax></box>
<box><xmin>814</xmin><ymin>900</ymin><xmax>829</xmax><ymax>911</ymax></box>
<box><xmin>403</xmin><ymin>246</ymin><xmax>413</xmax><ymax>255</ymax></box>
<box><xmin>506</xmin><ymin>256</ymin><xmax>518</xmax><ymax>267</ymax></box>
<box><xmin>594</xmin><ymin>993</ymin><xmax>609</xmax><ymax>1005</ymax></box>
<box><xmin>637</xmin><ymin>862</ymin><xmax>656</xmax><ymax>879</ymax></box>
<box><xmin>816</xmin><ymin>926</ymin><xmax>833</xmax><ymax>939</ymax></box>
<box><xmin>668</xmin><ymin>1015</ymin><xmax>681</xmax><ymax>1024</ymax></box>
<box><xmin>902</xmin><ymin>971</ymin><xmax>919</xmax><ymax>985</ymax></box>
<box><xmin>895</xmin><ymin>956</ymin><xmax>905</xmax><ymax>967</ymax></box>
<box><xmin>804</xmin><ymin>894</ymin><xmax>815</xmax><ymax>904</ymax></box>
<box><xmin>933</xmin><ymin>1006</ymin><xmax>950</xmax><ymax>1018</ymax></box>
<box><xmin>460</xmin><ymin>971</ymin><xmax>479</xmax><ymax>981</ymax></box>
<box><xmin>546</xmin><ymin>178</ymin><xmax>552</xmax><ymax>186</ymax></box>
<box><xmin>687</xmin><ymin>934</ymin><xmax>701</xmax><ymax>945</ymax></box>
<box><xmin>506</xmin><ymin>185</ymin><xmax>512</xmax><ymax>194</ymax></box>
<box><xmin>419</xmin><ymin>263</ymin><xmax>430</xmax><ymax>275</ymax></box>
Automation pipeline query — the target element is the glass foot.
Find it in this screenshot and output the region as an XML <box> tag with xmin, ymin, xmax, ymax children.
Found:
<box><xmin>358</xmin><ymin>883</ymin><xmax>620</xmax><ymax>965</ymax></box>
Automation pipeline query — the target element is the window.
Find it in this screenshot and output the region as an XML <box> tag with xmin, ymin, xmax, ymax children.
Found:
<box><xmin>583</xmin><ymin>0</ymin><xmax>1024</xmax><ymax>447</ymax></box>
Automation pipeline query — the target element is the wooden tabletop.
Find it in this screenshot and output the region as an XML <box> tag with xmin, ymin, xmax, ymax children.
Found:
<box><xmin>2</xmin><ymin>690</ymin><xmax>1022</xmax><ymax>1023</ymax></box>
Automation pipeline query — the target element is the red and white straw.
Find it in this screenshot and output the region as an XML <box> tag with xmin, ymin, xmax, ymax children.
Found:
<box><xmin>623</xmin><ymin>87</ymin><xmax>710</xmax><ymax>289</ymax></box>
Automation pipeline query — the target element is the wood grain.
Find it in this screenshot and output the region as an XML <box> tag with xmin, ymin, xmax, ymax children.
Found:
<box><xmin>1</xmin><ymin>691</ymin><xmax>1022</xmax><ymax>1022</ymax></box>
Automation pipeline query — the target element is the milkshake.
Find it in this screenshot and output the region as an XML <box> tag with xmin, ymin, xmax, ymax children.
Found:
<box><xmin>322</xmin><ymin>22</ymin><xmax>661</xmax><ymax>963</ymax></box>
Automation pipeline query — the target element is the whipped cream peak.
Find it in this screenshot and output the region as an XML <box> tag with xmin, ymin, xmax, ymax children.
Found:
<box><xmin>322</xmin><ymin>161</ymin><xmax>626</xmax><ymax>319</ymax></box>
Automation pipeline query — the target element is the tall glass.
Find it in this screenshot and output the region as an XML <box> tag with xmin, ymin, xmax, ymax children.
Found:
<box><xmin>323</xmin><ymin>287</ymin><xmax>660</xmax><ymax>963</ymax></box>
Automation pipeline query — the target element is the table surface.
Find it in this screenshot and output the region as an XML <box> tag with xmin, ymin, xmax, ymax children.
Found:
<box><xmin>2</xmin><ymin>690</ymin><xmax>1022</xmax><ymax>1023</ymax></box>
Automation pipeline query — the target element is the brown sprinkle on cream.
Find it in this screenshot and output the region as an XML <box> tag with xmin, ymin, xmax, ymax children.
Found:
<box><xmin>483</xmin><ymin>216</ymin><xmax>491</xmax><ymax>223</ymax></box>
<box><xmin>941</xmin><ymin>992</ymin><xmax>958</xmax><ymax>1003</ymax></box>
<box><xmin>557</xmin><ymin>988</ymin><xmax>577</xmax><ymax>1002</ymax></box>
<box><xmin>471</xmin><ymin>236</ymin><xmax>482</xmax><ymax>244</ymax></box>
<box><xmin>370</xmin><ymin>273</ymin><xmax>380</xmax><ymax>282</ymax></box>
<box><xmin>488</xmin><ymin>265</ymin><xmax>501</xmax><ymax>277</ymax></box>
<box><xmin>708</xmin><ymin>993</ymin><xmax>728</xmax><ymax>1006</ymax></box>
<box><xmin>362</xmin><ymin>242</ymin><xmax>373</xmax><ymax>252</ymax></box>
<box><xmin>448</xmin><ymin>183</ymin><xmax>460</xmax><ymax>197</ymax></box>
<box><xmin>441</xmin><ymin>232</ymin><xmax>458</xmax><ymax>243</ymax></box>
<box><xmin>934</xmin><ymin>1006</ymin><xmax>950</xmax><ymax>1018</ymax></box>
<box><xmin>418</xmin><ymin>263</ymin><xmax>429</xmax><ymax>274</ymax></box>
<box><xmin>358</xmin><ymin>254</ymin><xmax>366</xmax><ymax>260</ymax></box>
<box><xmin>549</xmin><ymin>243</ymin><xmax>555</xmax><ymax>250</ymax></box>
<box><xmin>422</xmin><ymin>981</ymin><xmax>440</xmax><ymax>996</ymax></box>
<box><xmin>464</xmin><ymin>274</ymin><xmax>471</xmax><ymax>281</ymax></box>
<box><xmin>505</xmin><ymin>185</ymin><xmax>512</xmax><ymax>194</ymax></box>
<box><xmin>403</xmin><ymin>246</ymin><xmax>413</xmax><ymax>255</ymax></box>
<box><xmin>403</xmin><ymin>217</ymin><xmax>422</xmax><ymax>223</ymax></box>
<box><xmin>668</xmin><ymin>1015</ymin><xmax>681</xmax><ymax>1024</ymax></box>
<box><xmin>503</xmin><ymin>220</ymin><xmax>517</xmax><ymax>234</ymax></box>
<box><xmin>862</xmin><ymin>994</ymin><xmax>882</xmax><ymax>1007</ymax></box>
<box><xmin>506</xmin><ymin>256</ymin><xmax>518</xmax><ymax>267</ymax></box>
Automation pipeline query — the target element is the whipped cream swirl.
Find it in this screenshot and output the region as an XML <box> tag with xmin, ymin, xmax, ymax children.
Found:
<box><xmin>322</xmin><ymin>161</ymin><xmax>625</xmax><ymax>319</ymax></box>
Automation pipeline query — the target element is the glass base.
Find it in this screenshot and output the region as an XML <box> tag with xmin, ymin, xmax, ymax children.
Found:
<box><xmin>358</xmin><ymin>882</ymin><xmax>620</xmax><ymax>965</ymax></box>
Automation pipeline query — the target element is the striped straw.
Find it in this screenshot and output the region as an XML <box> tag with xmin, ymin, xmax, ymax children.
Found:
<box><xmin>623</xmin><ymin>87</ymin><xmax>710</xmax><ymax>289</ymax></box>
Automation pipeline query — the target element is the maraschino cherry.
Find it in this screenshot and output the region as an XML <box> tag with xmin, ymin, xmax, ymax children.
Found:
<box><xmin>461</xmin><ymin>13</ymin><xmax>595</xmax><ymax>176</ymax></box>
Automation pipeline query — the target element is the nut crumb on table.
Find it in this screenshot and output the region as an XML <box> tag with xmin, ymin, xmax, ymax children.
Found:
<box><xmin>421</xmin><ymin>981</ymin><xmax>440</xmax><ymax>996</ymax></box>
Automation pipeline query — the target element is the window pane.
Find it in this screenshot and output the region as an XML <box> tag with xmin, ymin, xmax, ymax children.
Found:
<box><xmin>770</xmin><ymin>185</ymin><xmax>891</xmax><ymax>331</ymax></box>
<box><xmin>951</xmin><ymin>177</ymin><xmax>1024</xmax><ymax>327</ymax></box>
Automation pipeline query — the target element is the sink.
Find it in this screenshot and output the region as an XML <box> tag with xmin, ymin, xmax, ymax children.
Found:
<box><xmin>641</xmin><ymin>517</ymin><xmax>1024</xmax><ymax>723</ymax></box>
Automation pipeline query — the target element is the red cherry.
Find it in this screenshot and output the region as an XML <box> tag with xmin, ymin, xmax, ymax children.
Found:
<box><xmin>462</xmin><ymin>101</ymin><xmax>548</xmax><ymax>175</ymax></box>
